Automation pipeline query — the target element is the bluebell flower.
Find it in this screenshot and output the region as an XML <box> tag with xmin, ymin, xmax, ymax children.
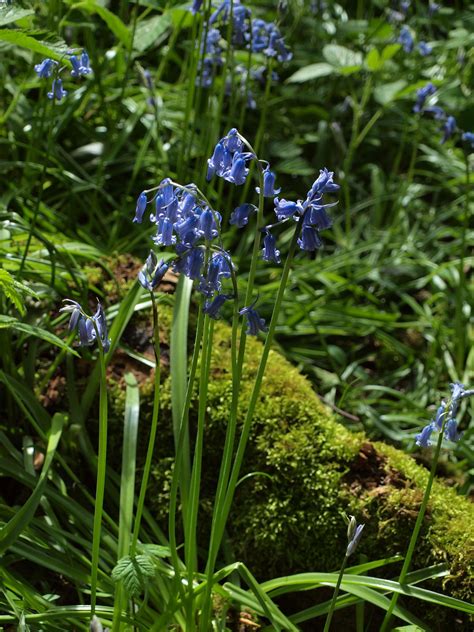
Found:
<box><xmin>256</xmin><ymin>166</ymin><xmax>280</xmax><ymax>197</ymax></box>
<box><xmin>138</xmin><ymin>252</ymin><xmax>169</xmax><ymax>291</ymax></box>
<box><xmin>230</xmin><ymin>203</ymin><xmax>256</xmax><ymax>228</ymax></box>
<box><xmin>306</xmin><ymin>203</ymin><xmax>335</xmax><ymax>230</ymax></box>
<box><xmin>174</xmin><ymin>248</ymin><xmax>204</xmax><ymax>281</ymax></box>
<box><xmin>199</xmin><ymin>252</ymin><xmax>230</xmax><ymax>296</ymax></box>
<box><xmin>70</xmin><ymin>50</ymin><xmax>92</xmax><ymax>77</ymax></box>
<box><xmin>203</xmin><ymin>293</ymin><xmax>231</xmax><ymax>319</ymax></box>
<box><xmin>434</xmin><ymin>403</ymin><xmax>446</xmax><ymax>430</ymax></box>
<box><xmin>190</xmin><ymin>0</ymin><xmax>203</xmax><ymax>14</ymax></box>
<box><xmin>224</xmin><ymin>152</ymin><xmax>249</xmax><ymax>185</ymax></box>
<box><xmin>133</xmin><ymin>192</ymin><xmax>147</xmax><ymax>224</ymax></box>
<box><xmin>346</xmin><ymin>516</ymin><xmax>364</xmax><ymax>557</ymax></box>
<box><xmin>449</xmin><ymin>382</ymin><xmax>465</xmax><ymax>416</ymax></box>
<box><xmin>198</xmin><ymin>207</ymin><xmax>220</xmax><ymax>240</ymax></box>
<box><xmin>60</xmin><ymin>299</ymin><xmax>110</xmax><ymax>352</ymax></box>
<box><xmin>207</xmin><ymin>142</ymin><xmax>232</xmax><ymax>180</ymax></box>
<box><xmin>239</xmin><ymin>304</ymin><xmax>268</xmax><ymax>336</ymax></box>
<box><xmin>428</xmin><ymin>2</ymin><xmax>440</xmax><ymax>15</ymax></box>
<box><xmin>34</xmin><ymin>58</ymin><xmax>58</xmax><ymax>78</ymax></box>
<box><xmin>415</xmin><ymin>422</ymin><xmax>435</xmax><ymax>447</ymax></box>
<box><xmin>424</xmin><ymin>105</ymin><xmax>445</xmax><ymax>120</ymax></box>
<box><xmin>47</xmin><ymin>79</ymin><xmax>68</xmax><ymax>101</ymax></box>
<box><xmin>308</xmin><ymin>168</ymin><xmax>340</xmax><ymax>196</ymax></box>
<box><xmin>399</xmin><ymin>0</ymin><xmax>410</xmax><ymax>14</ymax></box>
<box><xmin>462</xmin><ymin>132</ymin><xmax>474</xmax><ymax>150</ymax></box>
<box><xmin>222</xmin><ymin>128</ymin><xmax>243</xmax><ymax>153</ymax></box>
<box><xmin>274</xmin><ymin>198</ymin><xmax>302</xmax><ymax>221</ymax></box>
<box><xmin>444</xmin><ymin>419</ymin><xmax>462</xmax><ymax>443</ymax></box>
<box><xmin>441</xmin><ymin>115</ymin><xmax>456</xmax><ymax>144</ymax></box>
<box><xmin>174</xmin><ymin>214</ymin><xmax>201</xmax><ymax>247</ymax></box>
<box><xmin>297</xmin><ymin>225</ymin><xmax>323</xmax><ymax>251</ymax></box>
<box><xmin>413</xmin><ymin>82</ymin><xmax>436</xmax><ymax>113</ymax></box>
<box><xmin>418</xmin><ymin>41</ymin><xmax>432</xmax><ymax>56</ymax></box>
<box><xmin>398</xmin><ymin>26</ymin><xmax>414</xmax><ymax>53</ymax></box>
<box><xmin>249</xmin><ymin>19</ymin><xmax>292</xmax><ymax>62</ymax></box>
<box><xmin>153</xmin><ymin>217</ymin><xmax>176</xmax><ymax>247</ymax></box>
<box><xmin>261</xmin><ymin>229</ymin><xmax>281</xmax><ymax>263</ymax></box>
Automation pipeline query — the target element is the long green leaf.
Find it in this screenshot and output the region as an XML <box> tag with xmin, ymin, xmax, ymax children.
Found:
<box><xmin>0</xmin><ymin>413</ymin><xmax>65</xmax><ymax>554</ymax></box>
<box><xmin>0</xmin><ymin>315</ymin><xmax>78</xmax><ymax>356</ymax></box>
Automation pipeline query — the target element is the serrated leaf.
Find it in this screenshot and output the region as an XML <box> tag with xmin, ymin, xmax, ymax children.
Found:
<box><xmin>0</xmin><ymin>7</ymin><xmax>34</xmax><ymax>26</ymax></box>
<box><xmin>133</xmin><ymin>13</ymin><xmax>171</xmax><ymax>52</ymax></box>
<box><xmin>0</xmin><ymin>29</ymin><xmax>68</xmax><ymax>59</ymax></box>
<box><xmin>286</xmin><ymin>62</ymin><xmax>334</xmax><ymax>83</ymax></box>
<box><xmin>112</xmin><ymin>554</ymin><xmax>155</xmax><ymax>598</ymax></box>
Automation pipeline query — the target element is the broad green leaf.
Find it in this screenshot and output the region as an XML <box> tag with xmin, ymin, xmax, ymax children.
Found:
<box><xmin>323</xmin><ymin>44</ymin><xmax>362</xmax><ymax>74</ymax></box>
<box><xmin>0</xmin><ymin>315</ymin><xmax>79</xmax><ymax>355</ymax></box>
<box><xmin>365</xmin><ymin>48</ymin><xmax>382</xmax><ymax>72</ymax></box>
<box><xmin>382</xmin><ymin>43</ymin><xmax>401</xmax><ymax>60</ymax></box>
<box><xmin>0</xmin><ymin>30</ymin><xmax>68</xmax><ymax>59</ymax></box>
<box><xmin>286</xmin><ymin>62</ymin><xmax>334</xmax><ymax>83</ymax></box>
<box><xmin>0</xmin><ymin>413</ymin><xmax>65</xmax><ymax>554</ymax></box>
<box><xmin>133</xmin><ymin>13</ymin><xmax>172</xmax><ymax>52</ymax></box>
<box><xmin>374</xmin><ymin>80</ymin><xmax>407</xmax><ymax>105</ymax></box>
<box><xmin>0</xmin><ymin>7</ymin><xmax>34</xmax><ymax>26</ymax></box>
<box><xmin>72</xmin><ymin>1</ymin><xmax>131</xmax><ymax>47</ymax></box>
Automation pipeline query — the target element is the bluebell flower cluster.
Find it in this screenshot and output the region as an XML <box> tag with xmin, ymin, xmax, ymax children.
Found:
<box><xmin>415</xmin><ymin>382</ymin><xmax>472</xmax><ymax>448</ymax></box>
<box><xmin>34</xmin><ymin>50</ymin><xmax>92</xmax><ymax>101</ymax></box>
<box><xmin>412</xmin><ymin>83</ymin><xmax>472</xmax><ymax>148</ymax></box>
<box><xmin>134</xmin><ymin>127</ymin><xmax>338</xmax><ymax>334</ymax></box>
<box><xmin>398</xmin><ymin>26</ymin><xmax>414</xmax><ymax>53</ymax></box>
<box><xmin>193</xmin><ymin>0</ymin><xmax>291</xmax><ymax>100</ymax></box>
<box><xmin>60</xmin><ymin>299</ymin><xmax>110</xmax><ymax>352</ymax></box>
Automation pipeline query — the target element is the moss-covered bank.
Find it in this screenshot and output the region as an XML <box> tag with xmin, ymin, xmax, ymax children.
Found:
<box><xmin>102</xmin><ymin>289</ymin><xmax>473</xmax><ymax>629</ymax></box>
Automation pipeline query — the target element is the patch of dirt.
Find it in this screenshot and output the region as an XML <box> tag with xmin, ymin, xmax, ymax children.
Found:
<box><xmin>344</xmin><ymin>442</ymin><xmax>407</xmax><ymax>494</ymax></box>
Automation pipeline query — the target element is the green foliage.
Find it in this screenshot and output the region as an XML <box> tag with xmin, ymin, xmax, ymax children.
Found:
<box><xmin>112</xmin><ymin>553</ymin><xmax>156</xmax><ymax>598</ymax></box>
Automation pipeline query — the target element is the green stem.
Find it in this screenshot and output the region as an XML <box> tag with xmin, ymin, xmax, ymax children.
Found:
<box><xmin>323</xmin><ymin>554</ymin><xmax>348</xmax><ymax>632</ymax></box>
<box><xmin>168</xmin><ymin>304</ymin><xmax>206</xmax><ymax>608</ymax></box>
<box><xmin>90</xmin><ymin>344</ymin><xmax>108</xmax><ymax>617</ymax></box>
<box><xmin>199</xmin><ymin>219</ymin><xmax>302</xmax><ymax>630</ymax></box>
<box><xmin>185</xmin><ymin>316</ymin><xmax>214</xmax><ymax>631</ymax></box>
<box><xmin>380</xmin><ymin>427</ymin><xmax>444</xmax><ymax>631</ymax></box>
<box><xmin>454</xmin><ymin>157</ymin><xmax>469</xmax><ymax>373</ymax></box>
<box><xmin>130</xmin><ymin>292</ymin><xmax>161</xmax><ymax>555</ymax></box>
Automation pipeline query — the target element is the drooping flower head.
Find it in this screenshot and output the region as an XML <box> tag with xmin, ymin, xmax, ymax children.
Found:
<box><xmin>47</xmin><ymin>79</ymin><xmax>68</xmax><ymax>101</ymax></box>
<box><xmin>346</xmin><ymin>515</ymin><xmax>365</xmax><ymax>557</ymax></box>
<box><xmin>34</xmin><ymin>58</ymin><xmax>58</xmax><ymax>78</ymax></box>
<box><xmin>60</xmin><ymin>299</ymin><xmax>111</xmax><ymax>353</ymax></box>
<box><xmin>413</xmin><ymin>82</ymin><xmax>436</xmax><ymax>114</ymax></box>
<box><xmin>398</xmin><ymin>26</ymin><xmax>414</xmax><ymax>53</ymax></box>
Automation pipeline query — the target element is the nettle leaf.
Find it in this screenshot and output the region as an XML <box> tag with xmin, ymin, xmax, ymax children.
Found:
<box><xmin>112</xmin><ymin>554</ymin><xmax>156</xmax><ymax>598</ymax></box>
<box><xmin>0</xmin><ymin>7</ymin><xmax>34</xmax><ymax>27</ymax></box>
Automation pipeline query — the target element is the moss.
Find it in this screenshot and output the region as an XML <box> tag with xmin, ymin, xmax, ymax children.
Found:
<box><xmin>102</xmin><ymin>298</ymin><xmax>473</xmax><ymax>629</ymax></box>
